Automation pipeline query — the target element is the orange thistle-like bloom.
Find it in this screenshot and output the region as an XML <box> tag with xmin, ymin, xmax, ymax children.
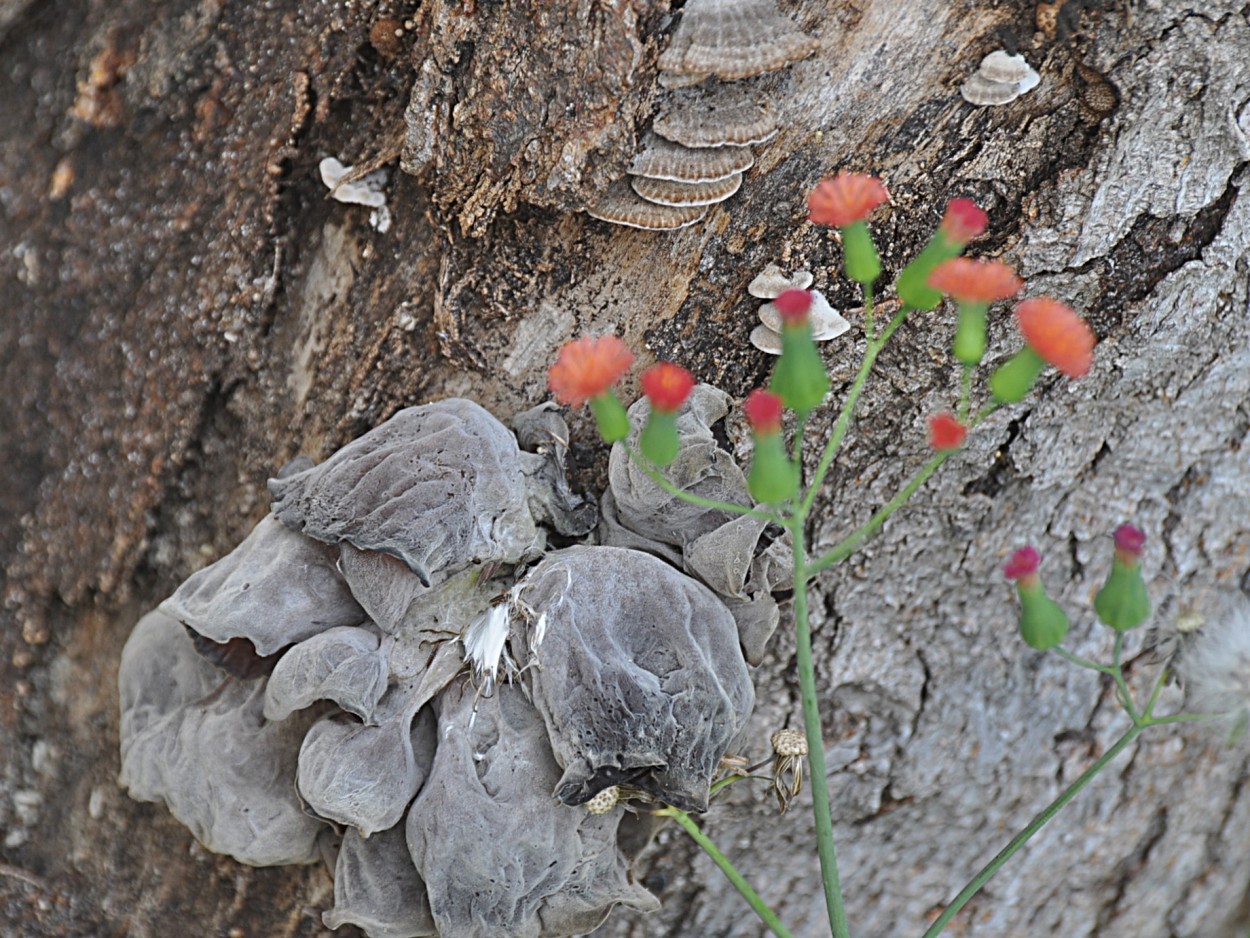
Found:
<box><xmin>927</xmin><ymin>258</ymin><xmax>1023</xmax><ymax>302</ymax></box>
<box><xmin>773</xmin><ymin>288</ymin><xmax>813</xmax><ymax>326</ymax></box>
<box><xmin>548</xmin><ymin>335</ymin><xmax>634</xmax><ymax>407</ymax></box>
<box><xmin>641</xmin><ymin>362</ymin><xmax>695</xmax><ymax>413</ymax></box>
<box><xmin>743</xmin><ymin>388</ymin><xmax>784</xmax><ymax>434</ymax></box>
<box><xmin>807</xmin><ymin>172</ymin><xmax>889</xmax><ymax>228</ymax></box>
<box><xmin>1015</xmin><ymin>298</ymin><xmax>1096</xmax><ymax>378</ymax></box>
<box><xmin>939</xmin><ymin>198</ymin><xmax>988</xmax><ymax>245</ymax></box>
<box><xmin>928</xmin><ymin>412</ymin><xmax>968</xmax><ymax>450</ymax></box>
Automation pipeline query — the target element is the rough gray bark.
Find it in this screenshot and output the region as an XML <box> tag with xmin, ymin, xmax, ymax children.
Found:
<box><xmin>1</xmin><ymin>1</ymin><xmax>1247</xmax><ymax>936</ymax></box>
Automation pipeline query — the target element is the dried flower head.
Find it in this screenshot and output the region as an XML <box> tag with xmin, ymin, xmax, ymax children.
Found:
<box><xmin>928</xmin><ymin>412</ymin><xmax>968</xmax><ymax>451</ymax></box>
<box><xmin>927</xmin><ymin>258</ymin><xmax>1023</xmax><ymax>302</ymax></box>
<box><xmin>1172</xmin><ymin>592</ymin><xmax>1250</xmax><ymax>719</ymax></box>
<box><xmin>743</xmin><ymin>388</ymin><xmax>784</xmax><ymax>435</ymax></box>
<box><xmin>548</xmin><ymin>336</ymin><xmax>635</xmax><ymax>407</ymax></box>
<box><xmin>1015</xmin><ymin>298</ymin><xmax>1096</xmax><ymax>378</ymax></box>
<box><xmin>939</xmin><ymin>198</ymin><xmax>988</xmax><ymax>245</ymax></box>
<box><xmin>641</xmin><ymin>362</ymin><xmax>696</xmax><ymax>413</ymax></box>
<box><xmin>770</xmin><ymin>728</ymin><xmax>807</xmax><ymax>813</ymax></box>
<box><xmin>807</xmin><ymin>172</ymin><xmax>889</xmax><ymax>228</ymax></box>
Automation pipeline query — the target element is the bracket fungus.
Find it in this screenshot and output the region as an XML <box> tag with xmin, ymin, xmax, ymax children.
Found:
<box><xmin>588</xmin><ymin>0</ymin><xmax>815</xmax><ymax>228</ymax></box>
<box><xmin>960</xmin><ymin>50</ymin><xmax>1041</xmax><ymax>106</ymax></box>
<box><xmin>120</xmin><ymin>394</ymin><xmax>783</xmax><ymax>937</ymax></box>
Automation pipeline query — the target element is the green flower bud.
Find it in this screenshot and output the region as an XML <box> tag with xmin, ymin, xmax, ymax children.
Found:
<box><xmin>841</xmin><ymin>220</ymin><xmax>881</xmax><ymax>287</ymax></box>
<box><xmin>1094</xmin><ymin>524</ymin><xmax>1150</xmax><ymax>631</ymax></box>
<box><xmin>989</xmin><ymin>347</ymin><xmax>1046</xmax><ymax>403</ymax></box>
<box><xmin>639</xmin><ymin>408</ymin><xmax>680</xmax><ymax>466</ymax></box>
<box><xmin>953</xmin><ymin>301</ymin><xmax>989</xmax><ymax>366</ymax></box>
<box><xmin>590</xmin><ymin>392</ymin><xmax>630</xmax><ymax>444</ymax></box>
<box><xmin>770</xmin><ymin>324</ymin><xmax>829</xmax><ymax>416</ymax></box>
<box><xmin>747</xmin><ymin>433</ymin><xmax>798</xmax><ymax>504</ymax></box>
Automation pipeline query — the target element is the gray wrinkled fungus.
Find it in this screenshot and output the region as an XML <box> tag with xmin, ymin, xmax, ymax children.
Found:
<box><xmin>119</xmin><ymin>395</ymin><xmax>776</xmax><ymax>937</ymax></box>
<box><xmin>516</xmin><ymin>545</ymin><xmax>755</xmax><ymax>811</ymax></box>
<box><xmin>407</xmin><ymin>683</ymin><xmax>660</xmax><ymax>938</ymax></box>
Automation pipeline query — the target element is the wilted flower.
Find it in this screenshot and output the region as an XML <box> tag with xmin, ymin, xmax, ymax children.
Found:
<box><xmin>928</xmin><ymin>412</ymin><xmax>968</xmax><ymax>451</ymax></box>
<box><xmin>1172</xmin><ymin>591</ymin><xmax>1250</xmax><ymax>720</ymax></box>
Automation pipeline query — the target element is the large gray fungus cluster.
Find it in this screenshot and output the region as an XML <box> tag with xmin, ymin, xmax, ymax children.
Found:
<box><xmin>118</xmin><ymin>391</ymin><xmax>784</xmax><ymax>937</ymax></box>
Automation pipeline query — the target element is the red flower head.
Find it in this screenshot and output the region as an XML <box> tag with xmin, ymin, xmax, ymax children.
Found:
<box><xmin>641</xmin><ymin>362</ymin><xmax>695</xmax><ymax>413</ymax></box>
<box><xmin>939</xmin><ymin>199</ymin><xmax>988</xmax><ymax>246</ymax></box>
<box><xmin>548</xmin><ymin>335</ymin><xmax>634</xmax><ymax>408</ymax></box>
<box><xmin>928</xmin><ymin>412</ymin><xmax>968</xmax><ymax>451</ymax></box>
<box><xmin>743</xmin><ymin>389</ymin><xmax>784</xmax><ymax>435</ymax></box>
<box><xmin>1113</xmin><ymin>523</ymin><xmax>1146</xmax><ymax>558</ymax></box>
<box><xmin>773</xmin><ymin>288</ymin><xmax>813</xmax><ymax>326</ymax></box>
<box><xmin>1003</xmin><ymin>546</ymin><xmax>1041</xmax><ymax>582</ymax></box>
<box><xmin>927</xmin><ymin>258</ymin><xmax>1023</xmax><ymax>303</ymax></box>
<box><xmin>808</xmin><ymin>172</ymin><xmax>890</xmax><ymax>228</ymax></box>
<box><xmin>1015</xmin><ymin>298</ymin><xmax>1096</xmax><ymax>378</ymax></box>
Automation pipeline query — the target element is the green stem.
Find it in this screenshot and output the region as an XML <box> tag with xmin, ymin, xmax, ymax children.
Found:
<box><xmin>621</xmin><ymin>443</ymin><xmax>780</xmax><ymax>523</ymax></box>
<box><xmin>1108</xmin><ymin>635</ymin><xmax>1140</xmax><ymax>722</ymax></box>
<box><xmin>800</xmin><ymin>303</ymin><xmax>911</xmax><ymax>517</ymax></box>
<box><xmin>921</xmin><ymin>725</ymin><xmax>1143</xmax><ymax>938</ymax></box>
<box><xmin>658</xmin><ymin>807</ymin><xmax>796</xmax><ymax>938</ymax></box>
<box><xmin>958</xmin><ymin>364</ymin><xmax>973</xmax><ymax>422</ymax></box>
<box><xmin>791</xmin><ymin>519</ymin><xmax>851</xmax><ymax>938</ymax></box>
<box><xmin>1051</xmin><ymin>647</ymin><xmax>1107</xmax><ymax>673</ymax></box>
<box><xmin>807</xmin><ymin>452</ymin><xmax>949</xmax><ymax>577</ymax></box>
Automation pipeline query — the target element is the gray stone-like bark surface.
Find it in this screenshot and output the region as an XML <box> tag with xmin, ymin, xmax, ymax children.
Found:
<box><xmin>1</xmin><ymin>1</ymin><xmax>1247</xmax><ymax>936</ymax></box>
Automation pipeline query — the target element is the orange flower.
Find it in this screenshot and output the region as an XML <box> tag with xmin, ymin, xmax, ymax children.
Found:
<box><xmin>808</xmin><ymin>172</ymin><xmax>889</xmax><ymax>228</ymax></box>
<box><xmin>548</xmin><ymin>336</ymin><xmax>634</xmax><ymax>407</ymax></box>
<box><xmin>938</xmin><ymin>198</ymin><xmax>988</xmax><ymax>245</ymax></box>
<box><xmin>1015</xmin><ymin>298</ymin><xmax>1095</xmax><ymax>378</ymax></box>
<box><xmin>641</xmin><ymin>362</ymin><xmax>695</xmax><ymax>413</ymax></box>
<box><xmin>927</xmin><ymin>258</ymin><xmax>1023</xmax><ymax>302</ymax></box>
<box><xmin>743</xmin><ymin>388</ymin><xmax>784</xmax><ymax>435</ymax></box>
<box><xmin>928</xmin><ymin>412</ymin><xmax>968</xmax><ymax>450</ymax></box>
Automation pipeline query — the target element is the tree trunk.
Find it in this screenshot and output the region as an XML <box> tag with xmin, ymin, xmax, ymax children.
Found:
<box><xmin>2</xmin><ymin>0</ymin><xmax>1248</xmax><ymax>936</ymax></box>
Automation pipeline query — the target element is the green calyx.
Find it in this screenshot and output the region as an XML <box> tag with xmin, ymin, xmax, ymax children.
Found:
<box><xmin>1094</xmin><ymin>559</ymin><xmax>1150</xmax><ymax>631</ymax></box>
<box><xmin>841</xmin><ymin>221</ymin><xmax>881</xmax><ymax>287</ymax></box>
<box><xmin>590</xmin><ymin>392</ymin><xmax>631</xmax><ymax>444</ymax></box>
<box><xmin>1016</xmin><ymin>581</ymin><xmax>1071</xmax><ymax>650</ymax></box>
<box><xmin>989</xmin><ymin>347</ymin><xmax>1046</xmax><ymax>403</ymax></box>
<box><xmin>747</xmin><ymin>432</ymin><xmax>798</xmax><ymax>504</ymax></box>
<box><xmin>770</xmin><ymin>325</ymin><xmax>829</xmax><ymax>416</ymax></box>
<box><xmin>640</xmin><ymin>408</ymin><xmax>680</xmax><ymax>466</ymax></box>
<box><xmin>895</xmin><ymin>234</ymin><xmax>961</xmax><ymax>311</ymax></box>
<box><xmin>953</xmin><ymin>302</ymin><xmax>989</xmax><ymax>366</ymax></box>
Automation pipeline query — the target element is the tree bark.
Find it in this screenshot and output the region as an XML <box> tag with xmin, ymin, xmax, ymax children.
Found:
<box><xmin>2</xmin><ymin>0</ymin><xmax>1247</xmax><ymax>936</ymax></box>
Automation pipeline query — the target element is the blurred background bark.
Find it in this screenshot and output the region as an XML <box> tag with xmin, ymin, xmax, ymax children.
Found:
<box><xmin>1</xmin><ymin>0</ymin><xmax>1248</xmax><ymax>935</ymax></box>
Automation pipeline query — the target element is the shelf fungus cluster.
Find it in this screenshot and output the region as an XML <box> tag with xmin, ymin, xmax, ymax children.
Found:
<box><xmin>747</xmin><ymin>264</ymin><xmax>850</xmax><ymax>354</ymax></box>
<box><xmin>120</xmin><ymin>392</ymin><xmax>785</xmax><ymax>937</ymax></box>
<box><xmin>588</xmin><ymin>0</ymin><xmax>818</xmax><ymax>230</ymax></box>
<box><xmin>960</xmin><ymin>50</ymin><xmax>1041</xmax><ymax>106</ymax></box>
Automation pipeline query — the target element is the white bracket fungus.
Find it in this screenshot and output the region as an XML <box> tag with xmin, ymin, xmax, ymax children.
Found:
<box><xmin>319</xmin><ymin>156</ymin><xmax>393</xmax><ymax>233</ymax></box>
<box><xmin>960</xmin><ymin>50</ymin><xmax>1041</xmax><ymax>106</ymax></box>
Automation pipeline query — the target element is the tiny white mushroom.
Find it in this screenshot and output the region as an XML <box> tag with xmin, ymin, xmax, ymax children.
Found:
<box><xmin>749</xmin><ymin>323</ymin><xmax>784</xmax><ymax>354</ymax></box>
<box><xmin>747</xmin><ymin>264</ymin><xmax>814</xmax><ymax>298</ymax></box>
<box><xmin>960</xmin><ymin>50</ymin><xmax>1040</xmax><ymax>106</ymax></box>
<box><xmin>318</xmin><ymin>156</ymin><xmax>392</xmax><ymax>232</ymax></box>
<box><xmin>758</xmin><ymin>290</ymin><xmax>850</xmax><ymax>340</ymax></box>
